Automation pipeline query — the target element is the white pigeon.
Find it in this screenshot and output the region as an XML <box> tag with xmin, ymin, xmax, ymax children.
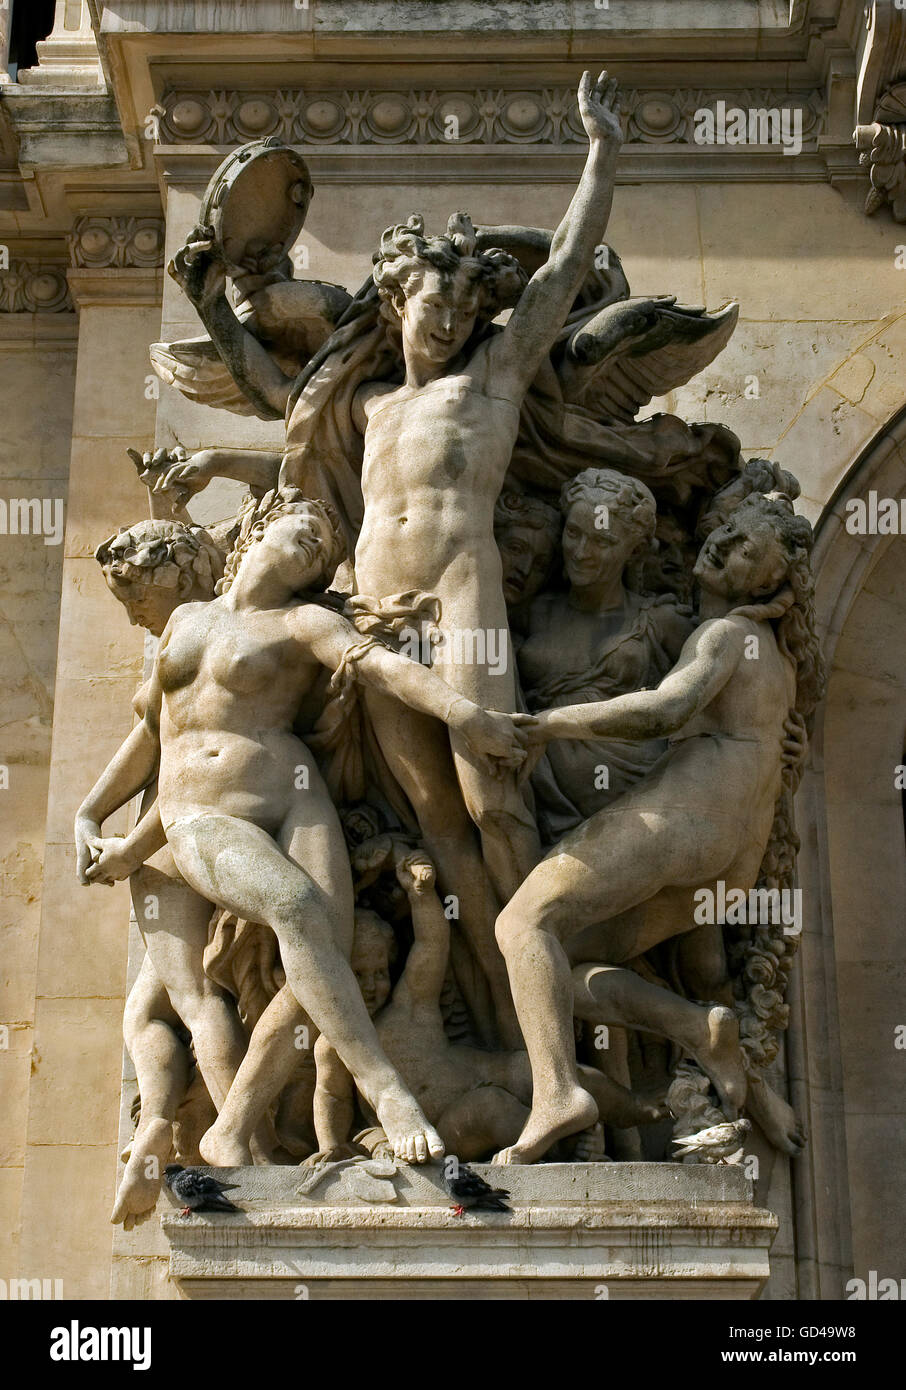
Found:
<box><xmin>672</xmin><ymin>1118</ymin><xmax>751</xmax><ymax>1164</ymax></box>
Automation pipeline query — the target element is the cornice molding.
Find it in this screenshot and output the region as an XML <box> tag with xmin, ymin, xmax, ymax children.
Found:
<box><xmin>155</xmin><ymin>83</ymin><xmax>827</xmax><ymax>153</ymax></box>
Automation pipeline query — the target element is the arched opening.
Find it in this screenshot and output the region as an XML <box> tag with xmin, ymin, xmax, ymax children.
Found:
<box><xmin>8</xmin><ymin>0</ymin><xmax>57</xmax><ymax>79</ymax></box>
<box><xmin>789</xmin><ymin>409</ymin><xmax>906</xmax><ymax>1296</ymax></box>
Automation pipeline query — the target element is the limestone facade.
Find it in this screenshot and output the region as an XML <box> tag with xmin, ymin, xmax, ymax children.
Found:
<box><xmin>0</xmin><ymin>0</ymin><xmax>903</xmax><ymax>1300</ymax></box>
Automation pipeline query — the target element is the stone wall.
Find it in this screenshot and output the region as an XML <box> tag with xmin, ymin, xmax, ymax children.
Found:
<box><xmin>0</xmin><ymin>314</ymin><xmax>76</xmax><ymax>1280</ymax></box>
<box><xmin>1</xmin><ymin>0</ymin><xmax>904</xmax><ymax>1301</ymax></box>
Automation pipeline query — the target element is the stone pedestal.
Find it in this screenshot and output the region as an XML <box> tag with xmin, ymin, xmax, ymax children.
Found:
<box><xmin>162</xmin><ymin>1163</ymin><xmax>777</xmax><ymax>1300</ymax></box>
<box><xmin>17</xmin><ymin>1</ymin><xmax>102</xmax><ymax>90</ymax></box>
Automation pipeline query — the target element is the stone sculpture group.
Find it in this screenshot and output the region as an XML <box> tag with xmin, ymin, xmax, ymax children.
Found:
<box><xmin>72</xmin><ymin>74</ymin><xmax>825</xmax><ymax>1229</ymax></box>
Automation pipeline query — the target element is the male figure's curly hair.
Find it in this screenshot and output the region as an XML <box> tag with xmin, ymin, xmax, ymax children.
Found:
<box><xmin>372</xmin><ymin>213</ymin><xmax>527</xmax><ymax>326</ymax></box>
<box><xmin>560</xmin><ymin>467</ymin><xmax>657</xmax><ymax>544</ymax></box>
<box><xmin>218</xmin><ymin>487</ymin><xmax>345</xmax><ymax>595</ymax></box>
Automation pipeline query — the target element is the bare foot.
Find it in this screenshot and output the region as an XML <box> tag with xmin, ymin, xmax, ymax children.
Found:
<box><xmin>686</xmin><ymin>1005</ymin><xmax>748</xmax><ymax>1114</ymax></box>
<box><xmin>581</xmin><ymin>1065</ymin><xmax>669</xmax><ymax>1129</ymax></box>
<box><xmin>374</xmin><ymin>1087</ymin><xmax>445</xmax><ymax>1164</ymax></box>
<box><xmin>199</xmin><ymin>1120</ymin><xmax>253</xmax><ymax>1167</ymax></box>
<box><xmin>110</xmin><ymin>1115</ymin><xmax>173</xmax><ymax>1230</ymax></box>
<box><xmin>492</xmin><ymin>1084</ymin><xmax>598</xmax><ymax>1165</ymax></box>
<box><xmin>746</xmin><ymin>1074</ymin><xmax>807</xmax><ymax>1156</ymax></box>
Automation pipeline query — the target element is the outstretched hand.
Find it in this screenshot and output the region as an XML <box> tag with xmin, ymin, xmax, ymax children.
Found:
<box><xmin>578</xmin><ymin>69</ymin><xmax>623</xmax><ymax>153</ymax></box>
<box><xmin>128</xmin><ymin>446</ymin><xmax>216</xmax><ymax>512</ymax></box>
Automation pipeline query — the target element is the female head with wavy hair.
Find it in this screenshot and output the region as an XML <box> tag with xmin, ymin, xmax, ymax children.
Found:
<box><xmin>96</xmin><ymin>518</ymin><xmax>223</xmax><ymax>635</ymax></box>
<box><xmin>695</xmin><ymin>490</ymin><xmax>824</xmax><ymax>730</ymax></box>
<box><xmin>558</xmin><ymin>467</ymin><xmax>658</xmax><ymax>597</ymax></box>
<box><xmin>372</xmin><ymin>212</ymin><xmax>526</xmax><ymax>365</ymax></box>
<box><xmin>218</xmin><ymin>486</ymin><xmax>345</xmax><ymax>596</ymax></box>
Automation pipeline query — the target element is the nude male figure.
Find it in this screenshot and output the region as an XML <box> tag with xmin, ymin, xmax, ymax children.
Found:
<box><xmin>161</xmin><ymin>73</ymin><xmax>623</xmax><ymax>1043</ymax></box>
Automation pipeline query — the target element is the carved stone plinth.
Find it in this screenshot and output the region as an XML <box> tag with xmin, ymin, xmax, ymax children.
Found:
<box><xmin>163</xmin><ymin>1164</ymin><xmax>776</xmax><ymax>1301</ymax></box>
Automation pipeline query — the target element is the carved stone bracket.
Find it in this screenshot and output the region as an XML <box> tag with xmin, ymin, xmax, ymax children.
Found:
<box><xmin>0</xmin><ymin>261</ymin><xmax>73</xmax><ymax>313</ymax></box>
<box><xmin>69</xmin><ymin>216</ymin><xmax>165</xmax><ymax>269</ymax></box>
<box><xmin>853</xmin><ymin>3</ymin><xmax>906</xmax><ymax>220</ymax></box>
<box><xmin>156</xmin><ymin>85</ymin><xmax>825</xmax><ymax>152</ymax></box>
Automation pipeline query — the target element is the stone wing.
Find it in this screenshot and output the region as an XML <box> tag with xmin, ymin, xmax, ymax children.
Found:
<box><xmin>559</xmin><ymin>297</ymin><xmax>739</xmax><ymax>422</ymax></box>
<box><xmin>149</xmin><ymin>336</ymin><xmax>264</xmax><ymax>417</ymax></box>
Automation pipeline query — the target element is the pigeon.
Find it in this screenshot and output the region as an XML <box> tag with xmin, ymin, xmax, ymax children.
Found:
<box><xmin>672</xmin><ymin>1118</ymin><xmax>752</xmax><ymax>1164</ymax></box>
<box><xmin>164</xmin><ymin>1164</ymin><xmax>241</xmax><ymax>1216</ymax></box>
<box><xmin>443</xmin><ymin>1163</ymin><xmax>511</xmax><ymax>1217</ymax></box>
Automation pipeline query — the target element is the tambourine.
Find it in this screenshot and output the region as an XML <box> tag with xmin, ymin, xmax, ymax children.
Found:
<box><xmin>199</xmin><ymin>138</ymin><xmax>313</xmax><ymax>276</ymax></box>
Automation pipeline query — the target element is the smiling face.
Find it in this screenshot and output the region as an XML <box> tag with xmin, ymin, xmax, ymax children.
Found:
<box><xmin>497</xmin><ymin>523</ymin><xmax>557</xmax><ymax>607</ymax></box>
<box><xmin>562</xmin><ymin>498</ymin><xmax>642</xmax><ymax>591</ymax></box>
<box><xmin>693</xmin><ymin>515</ymin><xmax>789</xmax><ymax>600</ymax></box>
<box><xmin>351</xmin><ymin>924</ymin><xmax>393</xmax><ymax>1017</ymax></box>
<box><xmin>399</xmin><ymin>265</ymin><xmax>481</xmax><ymax>365</ymax></box>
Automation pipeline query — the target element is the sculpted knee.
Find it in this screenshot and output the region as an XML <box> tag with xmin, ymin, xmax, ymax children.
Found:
<box><xmin>269</xmin><ymin>889</ymin><xmax>317</xmax><ymax>930</ymax></box>
<box><xmin>494</xmin><ymin>906</ymin><xmax>525</xmax><ymax>955</ymax></box>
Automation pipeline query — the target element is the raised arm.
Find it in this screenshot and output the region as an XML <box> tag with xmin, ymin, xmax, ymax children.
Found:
<box><xmin>392</xmin><ymin>854</ymin><xmax>451</xmax><ymax>1010</ymax></box>
<box><xmin>526</xmin><ymin>618</ymin><xmax>746</xmax><ymax>745</ymax></box>
<box><xmin>489</xmin><ymin>72</ymin><xmax>622</xmax><ymax>400</ymax></box>
<box><xmin>170</xmin><ymin>227</ymin><xmax>294</xmax><ymax>418</ymax></box>
<box><xmin>300</xmin><ymin>606</ymin><xmax>526</xmax><ymax>772</ymax></box>
<box><xmin>132</xmin><ymin>446</ymin><xmax>281</xmax><ymax>515</ymax></box>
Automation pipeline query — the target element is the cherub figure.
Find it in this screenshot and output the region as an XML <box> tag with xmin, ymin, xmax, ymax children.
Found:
<box><xmin>310</xmin><ymin>850</ymin><xmax>667</xmax><ymax>1164</ymax></box>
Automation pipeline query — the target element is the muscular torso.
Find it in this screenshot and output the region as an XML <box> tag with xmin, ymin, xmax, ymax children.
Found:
<box><xmin>354</xmin><ymin>359</ymin><xmax>520</xmax><ymax>641</ymax></box>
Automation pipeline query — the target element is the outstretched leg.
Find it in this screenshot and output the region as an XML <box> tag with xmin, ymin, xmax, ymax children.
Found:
<box><xmin>746</xmin><ymin>1072</ymin><xmax>807</xmax><ymax>1156</ymax></box>
<box><xmin>572</xmin><ymin>963</ymin><xmax>747</xmax><ymax>1113</ymax></box>
<box><xmin>492</xmin><ymin>800</ymin><xmax>730</xmax><ymax>1163</ymax></box>
<box><xmin>200</xmin><ymin>985</ymin><xmax>308</xmax><ymax>1166</ymax></box>
<box><xmin>364</xmin><ymin>689</ymin><xmax>520</xmax><ymax>1046</ymax></box>
<box><xmin>166</xmin><ymin>797</ymin><xmax>444</xmax><ymax>1165</ymax></box>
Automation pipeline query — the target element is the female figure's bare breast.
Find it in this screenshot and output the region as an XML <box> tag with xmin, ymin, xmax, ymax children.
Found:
<box><xmin>156</xmin><ymin>603</ymin><xmax>320</xmax><ymax>831</ymax></box>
